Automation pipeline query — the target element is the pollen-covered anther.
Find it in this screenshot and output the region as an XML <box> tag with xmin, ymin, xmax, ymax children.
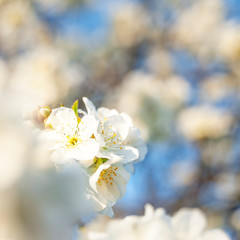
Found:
<box><xmin>97</xmin><ymin>167</ymin><xmax>118</xmax><ymax>186</ymax></box>
<box><xmin>66</xmin><ymin>135</ymin><xmax>80</xmax><ymax>147</ymax></box>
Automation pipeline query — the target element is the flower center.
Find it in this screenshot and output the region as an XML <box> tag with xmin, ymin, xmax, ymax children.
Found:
<box><xmin>66</xmin><ymin>136</ymin><xmax>80</xmax><ymax>147</ymax></box>
<box><xmin>69</xmin><ymin>137</ymin><xmax>78</xmax><ymax>145</ymax></box>
<box><xmin>97</xmin><ymin>166</ymin><xmax>118</xmax><ymax>186</ymax></box>
<box><xmin>100</xmin><ymin>122</ymin><xmax>124</xmax><ymax>150</ymax></box>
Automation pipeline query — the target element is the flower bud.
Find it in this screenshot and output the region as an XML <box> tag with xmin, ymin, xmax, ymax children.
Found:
<box><xmin>38</xmin><ymin>107</ymin><xmax>51</xmax><ymax>126</ymax></box>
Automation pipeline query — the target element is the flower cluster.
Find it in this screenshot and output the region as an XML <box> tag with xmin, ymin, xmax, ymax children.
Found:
<box><xmin>39</xmin><ymin>97</ymin><xmax>147</xmax><ymax>216</ymax></box>
<box><xmin>81</xmin><ymin>204</ymin><xmax>230</xmax><ymax>240</ymax></box>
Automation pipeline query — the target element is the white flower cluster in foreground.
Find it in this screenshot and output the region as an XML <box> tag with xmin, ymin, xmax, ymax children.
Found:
<box><xmin>39</xmin><ymin>97</ymin><xmax>147</xmax><ymax>216</ymax></box>
<box><xmin>82</xmin><ymin>205</ymin><xmax>230</xmax><ymax>240</ymax></box>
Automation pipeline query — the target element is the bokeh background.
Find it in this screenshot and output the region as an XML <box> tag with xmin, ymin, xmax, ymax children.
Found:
<box><xmin>0</xmin><ymin>0</ymin><xmax>240</xmax><ymax>239</ymax></box>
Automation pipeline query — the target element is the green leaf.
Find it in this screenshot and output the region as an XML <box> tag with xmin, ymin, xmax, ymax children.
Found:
<box><xmin>60</xmin><ymin>103</ymin><xmax>65</xmax><ymax>107</ymax></box>
<box><xmin>71</xmin><ymin>100</ymin><xmax>78</xmax><ymax>117</ymax></box>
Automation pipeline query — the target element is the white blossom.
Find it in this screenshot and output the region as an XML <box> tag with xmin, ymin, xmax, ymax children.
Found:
<box><xmin>89</xmin><ymin>162</ymin><xmax>134</xmax><ymax>217</ymax></box>
<box><xmin>38</xmin><ymin>98</ymin><xmax>147</xmax><ymax>217</ymax></box>
<box><xmin>80</xmin><ymin>97</ymin><xmax>146</xmax><ymax>216</ymax></box>
<box><xmin>40</xmin><ymin>107</ymin><xmax>99</xmax><ymax>167</ymax></box>
<box><xmin>82</xmin><ymin>97</ymin><xmax>147</xmax><ymax>164</ymax></box>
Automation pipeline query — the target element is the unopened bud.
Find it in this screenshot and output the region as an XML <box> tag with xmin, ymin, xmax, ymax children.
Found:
<box><xmin>38</xmin><ymin>107</ymin><xmax>51</xmax><ymax>125</ymax></box>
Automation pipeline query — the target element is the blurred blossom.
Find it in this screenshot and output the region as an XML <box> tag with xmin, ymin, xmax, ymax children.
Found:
<box><xmin>0</xmin><ymin>93</ymin><xmax>92</xmax><ymax>240</ymax></box>
<box><xmin>80</xmin><ymin>215</ymin><xmax>111</xmax><ymax>240</ymax></box>
<box><xmin>177</xmin><ymin>106</ymin><xmax>233</xmax><ymax>141</ymax></box>
<box><xmin>217</xmin><ymin>22</ymin><xmax>240</xmax><ymax>62</ymax></box>
<box><xmin>172</xmin><ymin>0</ymin><xmax>224</xmax><ymax>58</ymax></box>
<box><xmin>0</xmin><ymin>0</ymin><xmax>32</xmax><ymax>40</ymax></box>
<box><xmin>111</xmin><ymin>2</ymin><xmax>150</xmax><ymax>48</ymax></box>
<box><xmin>80</xmin><ymin>204</ymin><xmax>230</xmax><ymax>240</ymax></box>
<box><xmin>0</xmin><ymin>166</ymin><xmax>91</xmax><ymax>240</ymax></box>
<box><xmin>8</xmin><ymin>45</ymin><xmax>83</xmax><ymax>107</ymax></box>
<box><xmin>200</xmin><ymin>75</ymin><xmax>235</xmax><ymax>102</ymax></box>
<box><xmin>0</xmin><ymin>0</ymin><xmax>47</xmax><ymax>54</ymax></box>
<box><xmin>105</xmin><ymin>71</ymin><xmax>190</xmax><ymax>141</ymax></box>
<box><xmin>173</xmin><ymin>0</ymin><xmax>240</xmax><ymax>63</ymax></box>
<box><xmin>115</xmin><ymin>71</ymin><xmax>190</xmax><ymax>109</ymax></box>
<box><xmin>146</xmin><ymin>49</ymin><xmax>173</xmax><ymax>77</ymax></box>
<box><xmin>0</xmin><ymin>118</ymin><xmax>30</xmax><ymax>190</ymax></box>
<box><xmin>158</xmin><ymin>76</ymin><xmax>191</xmax><ymax>107</ymax></box>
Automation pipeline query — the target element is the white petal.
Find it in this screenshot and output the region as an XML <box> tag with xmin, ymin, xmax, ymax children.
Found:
<box><xmin>89</xmin><ymin>164</ymin><xmax>130</xmax><ymax>201</ymax></box>
<box><xmin>97</xmin><ymin>107</ymin><xmax>119</xmax><ymax>120</ymax></box>
<box><xmin>95</xmin><ymin>132</ymin><xmax>106</xmax><ymax>148</ymax></box>
<box><xmin>116</xmin><ymin>164</ymin><xmax>132</xmax><ymax>182</ymax></box>
<box><xmin>115</xmin><ymin>146</ymin><xmax>139</xmax><ymax>163</ymax></box>
<box><xmin>113</xmin><ymin>175</ymin><xmax>127</xmax><ymax>196</ymax></box>
<box><xmin>172</xmin><ymin>208</ymin><xmax>207</xmax><ymax>239</ymax></box>
<box><xmin>71</xmin><ymin>140</ymin><xmax>100</xmax><ymax>167</ymax></box>
<box><xmin>97</xmin><ymin>181</ymin><xmax>120</xmax><ymax>202</ymax></box>
<box><xmin>95</xmin><ymin>149</ymin><xmax>113</xmax><ymax>160</ymax></box>
<box><xmin>100</xmin><ymin>146</ymin><xmax>139</xmax><ymax>164</ymax></box>
<box><xmin>49</xmin><ymin>140</ymin><xmax>99</xmax><ymax>166</ymax></box>
<box><xmin>125</xmin><ymin>127</ymin><xmax>148</xmax><ymax>162</ymax></box>
<box><xmin>39</xmin><ymin>130</ymin><xmax>66</xmax><ymax>150</ymax></box>
<box><xmin>99</xmin><ymin>205</ymin><xmax>114</xmax><ymax>217</ymax></box>
<box><xmin>89</xmin><ymin>164</ymin><xmax>111</xmax><ymax>192</ymax></box>
<box><xmin>78</xmin><ymin>114</ymin><xmax>98</xmax><ymax>140</ymax></box>
<box><xmin>46</xmin><ymin>107</ymin><xmax>77</xmax><ymax>135</ymax></box>
<box><xmin>77</xmin><ymin>109</ymin><xmax>87</xmax><ymax>115</ymax></box>
<box><xmin>103</xmin><ymin>115</ymin><xmax>130</xmax><ymax>140</ymax></box>
<box><xmin>83</xmin><ymin>97</ymin><xmax>97</xmax><ymax>115</ymax></box>
<box><xmin>86</xmin><ymin>188</ymin><xmax>108</xmax><ymax>211</ymax></box>
<box><xmin>120</xmin><ymin>112</ymin><xmax>133</xmax><ymax>126</ymax></box>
